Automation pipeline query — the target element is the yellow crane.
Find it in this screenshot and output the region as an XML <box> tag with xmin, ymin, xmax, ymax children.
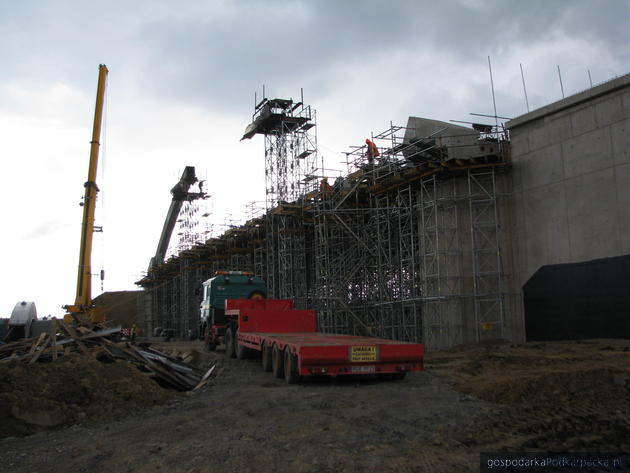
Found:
<box><xmin>63</xmin><ymin>64</ymin><xmax>108</xmax><ymax>325</ymax></box>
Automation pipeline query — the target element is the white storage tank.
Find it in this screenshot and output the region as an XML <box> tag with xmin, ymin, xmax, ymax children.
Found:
<box><xmin>9</xmin><ymin>301</ymin><xmax>37</xmax><ymax>339</ymax></box>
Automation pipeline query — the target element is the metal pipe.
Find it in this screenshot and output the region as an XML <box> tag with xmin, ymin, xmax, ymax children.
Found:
<box><xmin>520</xmin><ymin>63</ymin><xmax>530</xmax><ymax>112</ymax></box>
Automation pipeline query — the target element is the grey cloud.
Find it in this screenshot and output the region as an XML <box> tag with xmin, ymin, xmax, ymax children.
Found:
<box><xmin>0</xmin><ymin>0</ymin><xmax>627</xmax><ymax>115</ymax></box>
<box><xmin>124</xmin><ymin>0</ymin><xmax>628</xmax><ymax>109</ymax></box>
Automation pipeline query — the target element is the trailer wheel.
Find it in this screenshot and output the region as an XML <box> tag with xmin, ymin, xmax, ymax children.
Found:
<box><xmin>272</xmin><ymin>344</ymin><xmax>284</xmax><ymax>378</ymax></box>
<box><xmin>235</xmin><ymin>329</ymin><xmax>249</xmax><ymax>359</ymax></box>
<box><xmin>261</xmin><ymin>342</ymin><xmax>273</xmax><ymax>372</ymax></box>
<box><xmin>284</xmin><ymin>348</ymin><xmax>299</xmax><ymax>384</ymax></box>
<box><xmin>225</xmin><ymin>328</ymin><xmax>236</xmax><ymax>358</ymax></box>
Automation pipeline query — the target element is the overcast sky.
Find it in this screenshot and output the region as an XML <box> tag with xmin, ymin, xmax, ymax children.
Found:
<box><xmin>1</xmin><ymin>0</ymin><xmax>628</xmax><ymax>319</ymax></box>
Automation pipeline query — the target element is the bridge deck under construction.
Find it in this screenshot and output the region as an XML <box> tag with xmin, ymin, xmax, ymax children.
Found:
<box><xmin>137</xmin><ymin>111</ymin><xmax>512</xmax><ymax>350</ymax></box>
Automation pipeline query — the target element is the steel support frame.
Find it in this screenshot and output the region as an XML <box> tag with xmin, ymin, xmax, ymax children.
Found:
<box><xmin>468</xmin><ymin>168</ymin><xmax>505</xmax><ymax>341</ymax></box>
<box><xmin>419</xmin><ymin>175</ymin><xmax>463</xmax><ymax>349</ymax></box>
<box><xmin>262</xmin><ymin>104</ymin><xmax>317</xmax><ymax>305</ymax></box>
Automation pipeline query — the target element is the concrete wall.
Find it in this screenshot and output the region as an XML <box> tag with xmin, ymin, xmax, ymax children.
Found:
<box><xmin>506</xmin><ymin>73</ymin><xmax>630</xmax><ymax>340</ymax></box>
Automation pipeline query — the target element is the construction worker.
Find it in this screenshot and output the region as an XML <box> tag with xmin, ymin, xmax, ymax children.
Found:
<box><xmin>365</xmin><ymin>138</ymin><xmax>379</xmax><ymax>165</ymax></box>
<box><xmin>320</xmin><ymin>177</ymin><xmax>333</xmax><ymax>196</ymax></box>
<box><xmin>131</xmin><ymin>323</ymin><xmax>139</xmax><ymax>341</ymax></box>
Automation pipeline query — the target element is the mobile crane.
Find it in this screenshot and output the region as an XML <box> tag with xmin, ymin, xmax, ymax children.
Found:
<box><xmin>147</xmin><ymin>166</ymin><xmax>207</xmax><ymax>274</ymax></box>
<box><xmin>63</xmin><ymin>64</ymin><xmax>108</xmax><ymax>325</ymax></box>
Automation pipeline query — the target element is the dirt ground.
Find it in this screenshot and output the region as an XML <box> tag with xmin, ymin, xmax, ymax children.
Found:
<box><xmin>0</xmin><ymin>338</ymin><xmax>629</xmax><ymax>473</ymax></box>
<box><xmin>0</xmin><ymin>352</ymin><xmax>175</xmax><ymax>438</ymax></box>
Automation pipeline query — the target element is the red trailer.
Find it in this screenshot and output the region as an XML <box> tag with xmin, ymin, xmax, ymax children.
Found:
<box><xmin>224</xmin><ymin>299</ymin><xmax>424</xmax><ymax>384</ymax></box>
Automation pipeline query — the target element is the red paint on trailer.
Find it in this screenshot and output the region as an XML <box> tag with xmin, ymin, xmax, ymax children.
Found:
<box><xmin>225</xmin><ymin>299</ymin><xmax>424</xmax><ymax>380</ymax></box>
<box><xmin>226</xmin><ymin>298</ymin><xmax>316</xmax><ymax>334</ymax></box>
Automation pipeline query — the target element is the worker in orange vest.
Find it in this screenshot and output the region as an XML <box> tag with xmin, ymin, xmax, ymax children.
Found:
<box><xmin>365</xmin><ymin>138</ymin><xmax>379</xmax><ymax>164</ymax></box>
<box><xmin>320</xmin><ymin>177</ymin><xmax>333</xmax><ymax>196</ymax></box>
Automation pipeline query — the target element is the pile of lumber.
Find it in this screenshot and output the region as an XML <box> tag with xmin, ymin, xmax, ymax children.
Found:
<box><xmin>0</xmin><ymin>322</ymin><xmax>215</xmax><ymax>391</ymax></box>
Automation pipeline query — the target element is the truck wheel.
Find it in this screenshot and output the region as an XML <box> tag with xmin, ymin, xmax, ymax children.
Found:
<box><xmin>272</xmin><ymin>344</ymin><xmax>284</xmax><ymax>378</ymax></box>
<box><xmin>204</xmin><ymin>325</ymin><xmax>217</xmax><ymax>351</ymax></box>
<box><xmin>235</xmin><ymin>329</ymin><xmax>249</xmax><ymax>360</ymax></box>
<box><xmin>225</xmin><ymin>328</ymin><xmax>236</xmax><ymax>359</ymax></box>
<box><xmin>284</xmin><ymin>348</ymin><xmax>299</xmax><ymax>384</ymax></box>
<box><xmin>392</xmin><ymin>372</ymin><xmax>406</xmax><ymax>381</ymax></box>
<box><xmin>261</xmin><ymin>342</ymin><xmax>273</xmax><ymax>372</ymax></box>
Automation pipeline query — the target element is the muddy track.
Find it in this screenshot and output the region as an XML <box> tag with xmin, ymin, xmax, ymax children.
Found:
<box><xmin>1</xmin><ymin>339</ymin><xmax>628</xmax><ymax>472</ymax></box>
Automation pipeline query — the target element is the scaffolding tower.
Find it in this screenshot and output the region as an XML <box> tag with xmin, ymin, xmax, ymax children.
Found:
<box><xmin>241</xmin><ymin>95</ymin><xmax>317</xmax><ymax>307</ymax></box>
<box><xmin>419</xmin><ymin>174</ymin><xmax>463</xmax><ymax>348</ymax></box>
<box><xmin>468</xmin><ymin>167</ymin><xmax>505</xmax><ymax>341</ymax></box>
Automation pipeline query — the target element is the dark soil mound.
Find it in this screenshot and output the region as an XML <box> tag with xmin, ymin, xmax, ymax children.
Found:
<box><xmin>0</xmin><ymin>353</ymin><xmax>176</xmax><ymax>438</ymax></box>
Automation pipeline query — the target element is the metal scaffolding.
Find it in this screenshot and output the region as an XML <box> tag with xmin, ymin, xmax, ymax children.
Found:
<box><xmin>468</xmin><ymin>167</ymin><xmax>505</xmax><ymax>341</ymax></box>
<box><xmin>137</xmin><ymin>215</ymin><xmax>265</xmax><ymax>339</ymax></box>
<box><xmin>243</xmin><ymin>96</ymin><xmax>317</xmax><ymax>306</ymax></box>
<box><xmin>309</xmin><ymin>118</ymin><xmax>508</xmax><ymax>348</ymax></box>
<box><xmin>419</xmin><ymin>174</ymin><xmax>463</xmax><ymax>348</ymax></box>
<box><xmin>138</xmin><ymin>114</ymin><xmax>510</xmax><ymax>349</ymax></box>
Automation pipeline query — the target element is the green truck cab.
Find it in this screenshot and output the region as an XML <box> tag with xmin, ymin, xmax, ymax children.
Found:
<box><xmin>199</xmin><ymin>271</ymin><xmax>266</xmax><ymax>350</ymax></box>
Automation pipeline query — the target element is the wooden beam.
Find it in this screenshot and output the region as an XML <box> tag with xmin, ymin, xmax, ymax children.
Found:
<box><xmin>29</xmin><ymin>338</ymin><xmax>51</xmax><ymax>364</ymax></box>
<box><xmin>52</xmin><ymin>323</ymin><xmax>58</xmax><ymax>361</ymax></box>
<box><xmin>28</xmin><ymin>333</ymin><xmax>47</xmax><ymax>356</ymax></box>
<box><xmin>59</xmin><ymin>321</ymin><xmax>92</xmax><ymax>357</ymax></box>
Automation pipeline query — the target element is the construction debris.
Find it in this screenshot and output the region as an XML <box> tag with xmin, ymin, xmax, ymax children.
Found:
<box><xmin>0</xmin><ymin>322</ymin><xmax>215</xmax><ymax>392</ymax></box>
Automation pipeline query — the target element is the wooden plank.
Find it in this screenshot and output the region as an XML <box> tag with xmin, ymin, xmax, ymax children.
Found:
<box><xmin>119</xmin><ymin>345</ymin><xmax>150</xmax><ymax>364</ymax></box>
<box><xmin>192</xmin><ymin>365</ymin><xmax>216</xmax><ymax>391</ymax></box>
<box><xmin>52</xmin><ymin>324</ymin><xmax>58</xmax><ymax>361</ymax></box>
<box><xmin>1</xmin><ymin>354</ymin><xmax>22</xmax><ymax>363</ymax></box>
<box><xmin>77</xmin><ymin>326</ymin><xmax>91</xmax><ymax>335</ymax></box>
<box><xmin>144</xmin><ymin>359</ymin><xmax>190</xmax><ymax>390</ymax></box>
<box><xmin>59</xmin><ymin>322</ymin><xmax>92</xmax><ymax>357</ymax></box>
<box><xmin>129</xmin><ymin>346</ymin><xmax>194</xmax><ymax>390</ymax></box>
<box><xmin>28</xmin><ymin>333</ymin><xmax>47</xmax><ymax>355</ymax></box>
<box><xmin>98</xmin><ymin>338</ymin><xmax>129</xmax><ymax>349</ymax></box>
<box><xmin>74</xmin><ymin>327</ymin><xmax>122</xmax><ymax>340</ymax></box>
<box><xmin>0</xmin><ymin>338</ymin><xmax>38</xmax><ymax>353</ymax></box>
<box><xmin>29</xmin><ymin>339</ymin><xmax>51</xmax><ymax>364</ymax></box>
<box><xmin>138</xmin><ymin>350</ymin><xmax>196</xmax><ymax>375</ymax></box>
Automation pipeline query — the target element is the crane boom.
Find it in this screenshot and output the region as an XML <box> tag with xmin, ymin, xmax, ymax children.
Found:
<box><xmin>64</xmin><ymin>64</ymin><xmax>108</xmax><ymax>324</ymax></box>
<box><xmin>148</xmin><ymin>166</ymin><xmax>207</xmax><ymax>272</ymax></box>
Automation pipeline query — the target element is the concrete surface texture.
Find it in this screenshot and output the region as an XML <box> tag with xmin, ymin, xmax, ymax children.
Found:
<box><xmin>403</xmin><ymin>117</ymin><xmax>498</xmax><ymax>161</ymax></box>
<box><xmin>506</xmin><ymin>72</ymin><xmax>630</xmax><ymax>338</ymax></box>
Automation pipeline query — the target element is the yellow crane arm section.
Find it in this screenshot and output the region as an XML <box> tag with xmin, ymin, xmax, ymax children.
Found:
<box><xmin>64</xmin><ymin>64</ymin><xmax>108</xmax><ymax>324</ymax></box>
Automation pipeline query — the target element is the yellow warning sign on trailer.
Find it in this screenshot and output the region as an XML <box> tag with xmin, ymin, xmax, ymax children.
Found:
<box><xmin>350</xmin><ymin>346</ymin><xmax>377</xmax><ymax>362</ymax></box>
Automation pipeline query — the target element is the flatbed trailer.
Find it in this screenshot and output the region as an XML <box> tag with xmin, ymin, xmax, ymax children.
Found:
<box><xmin>225</xmin><ymin>299</ymin><xmax>424</xmax><ymax>384</ymax></box>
